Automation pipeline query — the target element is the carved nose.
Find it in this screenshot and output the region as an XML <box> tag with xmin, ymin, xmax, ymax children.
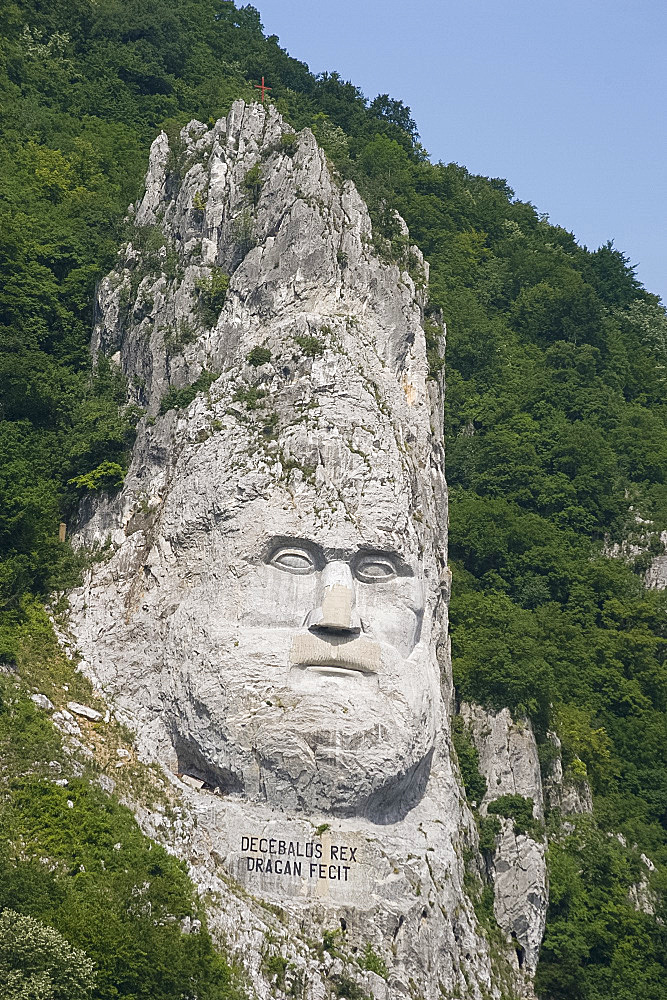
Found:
<box><xmin>307</xmin><ymin>561</ymin><xmax>361</xmax><ymax>633</ymax></box>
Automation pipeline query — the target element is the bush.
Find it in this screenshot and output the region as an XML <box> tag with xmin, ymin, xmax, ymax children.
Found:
<box><xmin>67</xmin><ymin>462</ymin><xmax>125</xmax><ymax>493</ymax></box>
<box><xmin>159</xmin><ymin>370</ymin><xmax>219</xmax><ymax>414</ymax></box>
<box><xmin>322</xmin><ymin>929</ymin><xmax>340</xmax><ymax>953</ymax></box>
<box><xmin>487</xmin><ymin>795</ymin><xmax>537</xmax><ymax>837</ymax></box>
<box><xmin>427</xmin><ymin>349</ymin><xmax>445</xmax><ymax>376</ymax></box>
<box><xmin>233</xmin><ymin>386</ymin><xmax>266</xmax><ymax>409</ymax></box>
<box><xmin>332</xmin><ymin>976</ymin><xmax>366</xmax><ymax>1000</ymax></box>
<box><xmin>263</xmin><ymin>954</ymin><xmax>288</xmax><ymax>990</ymax></box>
<box><xmin>294</xmin><ymin>334</ymin><xmax>324</xmax><ymax>357</ymax></box>
<box><xmin>246</xmin><ymin>346</ymin><xmax>272</xmax><ymax>367</ymax></box>
<box><xmin>196</xmin><ymin>267</ymin><xmax>230</xmax><ymax>326</ymax></box>
<box><xmin>243</xmin><ymin>163</ymin><xmax>263</xmax><ymax>206</ymax></box>
<box><xmin>280</xmin><ymin>132</ymin><xmax>298</xmax><ymax>153</ymax></box>
<box><xmin>360</xmin><ymin>943</ymin><xmax>387</xmax><ymax>979</ymax></box>
<box><xmin>451</xmin><ymin>716</ymin><xmax>487</xmax><ymax>804</ymax></box>
<box><xmin>478</xmin><ymin>815</ymin><xmax>501</xmax><ymax>853</ymax></box>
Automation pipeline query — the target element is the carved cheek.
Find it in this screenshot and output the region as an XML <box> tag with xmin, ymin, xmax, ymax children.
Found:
<box><xmin>356</xmin><ymin>584</ymin><xmax>422</xmax><ymax>656</ymax></box>
<box><xmin>244</xmin><ymin>566</ymin><xmax>319</xmax><ymax>628</ymax></box>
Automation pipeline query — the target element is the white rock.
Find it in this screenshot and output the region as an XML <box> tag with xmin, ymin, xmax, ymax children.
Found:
<box><xmin>52</xmin><ymin>711</ymin><xmax>82</xmax><ymax>738</ymax></box>
<box><xmin>67</xmin><ymin>701</ymin><xmax>103</xmax><ymax>722</ymax></box>
<box><xmin>31</xmin><ymin>693</ymin><xmax>54</xmax><ymax>711</ymax></box>
<box><xmin>181</xmin><ymin>774</ymin><xmax>205</xmax><ymax>790</ymax></box>
<box><xmin>97</xmin><ymin>774</ymin><xmax>116</xmax><ymax>795</ymax></box>
<box><xmin>491</xmin><ymin>819</ymin><xmax>547</xmax><ymax>975</ymax></box>
<box><xmin>460</xmin><ymin>703</ymin><xmax>548</xmax><ymax>975</ymax></box>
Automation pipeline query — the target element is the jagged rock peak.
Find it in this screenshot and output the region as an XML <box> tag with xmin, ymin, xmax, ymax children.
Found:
<box><xmin>94</xmin><ymin>99</ymin><xmax>431</xmax><ymax>416</ymax></box>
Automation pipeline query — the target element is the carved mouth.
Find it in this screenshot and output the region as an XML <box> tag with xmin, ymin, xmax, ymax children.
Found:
<box><xmin>301</xmin><ymin>662</ymin><xmax>370</xmax><ymax>676</ymax></box>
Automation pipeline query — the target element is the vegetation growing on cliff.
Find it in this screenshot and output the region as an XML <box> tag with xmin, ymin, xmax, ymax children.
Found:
<box><xmin>0</xmin><ymin>2</ymin><xmax>665</xmax><ymax>997</ymax></box>
<box><xmin>0</xmin><ymin>603</ymin><xmax>243</xmax><ymax>1000</ymax></box>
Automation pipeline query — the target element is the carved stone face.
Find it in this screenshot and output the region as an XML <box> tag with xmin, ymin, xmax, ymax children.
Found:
<box><xmin>66</xmin><ymin>97</ymin><xmax>450</xmax><ymax>824</ymax></box>
<box><xmin>159</xmin><ymin>476</ymin><xmax>442</xmax><ymax>820</ymax></box>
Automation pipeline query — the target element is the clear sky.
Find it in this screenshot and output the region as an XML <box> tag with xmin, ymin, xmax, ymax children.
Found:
<box><xmin>255</xmin><ymin>0</ymin><xmax>666</xmax><ymax>303</ymax></box>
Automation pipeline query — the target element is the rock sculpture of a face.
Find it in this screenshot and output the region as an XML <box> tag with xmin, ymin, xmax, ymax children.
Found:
<box><xmin>70</xmin><ymin>101</ymin><xmax>448</xmax><ymax>822</ymax></box>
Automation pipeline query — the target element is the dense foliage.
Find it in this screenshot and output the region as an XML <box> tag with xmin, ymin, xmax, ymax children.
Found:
<box><xmin>1</xmin><ymin>1</ymin><xmax>665</xmax><ymax>997</ymax></box>
<box><xmin>0</xmin><ymin>908</ymin><xmax>95</xmax><ymax>999</ymax></box>
<box><xmin>535</xmin><ymin>817</ymin><xmax>667</xmax><ymax>1000</ymax></box>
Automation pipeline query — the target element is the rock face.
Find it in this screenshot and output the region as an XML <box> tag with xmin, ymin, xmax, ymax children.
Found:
<box><xmin>460</xmin><ymin>705</ymin><xmax>544</xmax><ymax>819</ymax></box>
<box><xmin>460</xmin><ymin>704</ymin><xmax>548</xmax><ymax>975</ymax></box>
<box><xmin>69</xmin><ymin>101</ymin><xmax>532</xmax><ymax>998</ymax></box>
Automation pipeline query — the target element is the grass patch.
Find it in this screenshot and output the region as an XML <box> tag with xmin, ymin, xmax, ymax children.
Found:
<box><xmin>295</xmin><ymin>334</ymin><xmax>324</xmax><ymax>357</ymax></box>
<box><xmin>159</xmin><ymin>369</ymin><xmax>219</xmax><ymax>414</ymax></box>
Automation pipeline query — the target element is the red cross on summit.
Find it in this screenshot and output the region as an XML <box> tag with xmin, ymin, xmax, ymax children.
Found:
<box><xmin>254</xmin><ymin>76</ymin><xmax>271</xmax><ymax>103</ymax></box>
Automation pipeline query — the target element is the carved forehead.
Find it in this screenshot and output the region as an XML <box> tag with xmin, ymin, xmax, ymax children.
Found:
<box><xmin>164</xmin><ymin>492</ymin><xmax>424</xmax><ymax>565</ymax></box>
<box><xmin>158</xmin><ymin>422</ymin><xmax>430</xmax><ymax>555</ymax></box>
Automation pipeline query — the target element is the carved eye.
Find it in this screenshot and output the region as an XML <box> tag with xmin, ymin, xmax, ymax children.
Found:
<box><xmin>270</xmin><ymin>547</ymin><xmax>316</xmax><ymax>575</ymax></box>
<box><xmin>354</xmin><ymin>555</ymin><xmax>397</xmax><ymax>583</ymax></box>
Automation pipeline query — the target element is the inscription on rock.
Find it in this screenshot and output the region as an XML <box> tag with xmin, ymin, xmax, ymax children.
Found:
<box><xmin>241</xmin><ymin>836</ymin><xmax>359</xmax><ymax>881</ymax></box>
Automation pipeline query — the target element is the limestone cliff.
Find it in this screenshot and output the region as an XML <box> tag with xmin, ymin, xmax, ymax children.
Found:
<box><xmin>459</xmin><ymin>705</ymin><xmax>548</xmax><ymax>976</ymax></box>
<box><xmin>68</xmin><ymin>101</ymin><xmax>540</xmax><ymax>999</ymax></box>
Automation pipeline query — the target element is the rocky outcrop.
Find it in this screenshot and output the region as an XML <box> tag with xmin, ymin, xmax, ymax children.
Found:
<box><xmin>67</xmin><ymin>101</ymin><xmax>536</xmax><ymax>998</ymax></box>
<box><xmin>541</xmin><ymin>732</ymin><xmax>593</xmax><ymax>816</ymax></box>
<box><xmin>459</xmin><ymin>704</ymin><xmax>548</xmax><ymax>976</ymax></box>
<box><xmin>605</xmin><ymin>521</ymin><xmax>667</xmax><ymax>590</ymax></box>
<box><xmin>460</xmin><ymin>704</ymin><xmax>544</xmax><ymax>820</ymax></box>
<box><xmin>646</xmin><ymin>529</ymin><xmax>667</xmax><ymax>589</ymax></box>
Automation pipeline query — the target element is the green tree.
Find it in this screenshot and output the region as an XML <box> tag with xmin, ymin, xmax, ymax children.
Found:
<box><xmin>0</xmin><ymin>909</ymin><xmax>95</xmax><ymax>1000</ymax></box>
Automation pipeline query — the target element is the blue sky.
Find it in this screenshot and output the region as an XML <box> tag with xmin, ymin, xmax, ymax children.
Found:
<box><xmin>255</xmin><ymin>0</ymin><xmax>666</xmax><ymax>303</ymax></box>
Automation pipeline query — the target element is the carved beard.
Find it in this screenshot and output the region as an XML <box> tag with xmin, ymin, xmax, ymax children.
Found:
<box><xmin>163</xmin><ymin>625</ymin><xmax>440</xmax><ymax>822</ymax></box>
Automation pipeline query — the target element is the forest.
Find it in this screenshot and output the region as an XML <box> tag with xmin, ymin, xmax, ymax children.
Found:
<box><xmin>0</xmin><ymin>1</ymin><xmax>665</xmax><ymax>997</ymax></box>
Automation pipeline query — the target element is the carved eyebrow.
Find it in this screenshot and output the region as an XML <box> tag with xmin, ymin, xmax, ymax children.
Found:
<box><xmin>263</xmin><ymin>536</ymin><xmax>326</xmax><ymax>569</ymax></box>
<box><xmin>352</xmin><ymin>549</ymin><xmax>414</xmax><ymax>578</ymax></box>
